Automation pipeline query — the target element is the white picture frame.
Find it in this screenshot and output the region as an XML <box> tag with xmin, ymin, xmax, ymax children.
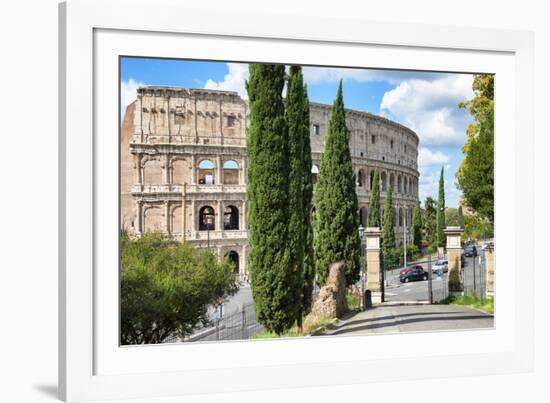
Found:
<box><xmin>59</xmin><ymin>0</ymin><xmax>534</xmax><ymax>401</ymax></box>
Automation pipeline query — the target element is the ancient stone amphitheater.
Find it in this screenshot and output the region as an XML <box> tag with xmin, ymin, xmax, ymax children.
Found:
<box><xmin>121</xmin><ymin>86</ymin><xmax>419</xmax><ymax>277</ymax></box>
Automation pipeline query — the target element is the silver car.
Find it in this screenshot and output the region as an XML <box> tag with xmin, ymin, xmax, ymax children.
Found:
<box><xmin>432</xmin><ymin>260</ymin><xmax>448</xmax><ymax>276</ymax></box>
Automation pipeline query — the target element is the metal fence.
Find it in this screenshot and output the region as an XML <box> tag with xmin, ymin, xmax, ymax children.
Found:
<box><xmin>382</xmin><ymin>252</ymin><xmax>488</xmax><ymax>304</ymax></box>
<box><xmin>164</xmin><ymin>302</ymin><xmax>265</xmax><ymax>343</ymax></box>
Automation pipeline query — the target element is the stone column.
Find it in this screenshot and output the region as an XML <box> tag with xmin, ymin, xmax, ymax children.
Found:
<box><xmin>365</xmin><ymin>227</ymin><xmax>383</xmax><ymax>304</ymax></box>
<box><xmin>216</xmin><ymin>155</ymin><xmax>222</xmax><ymax>185</ymax></box>
<box><xmin>485</xmin><ymin>243</ymin><xmax>495</xmax><ymax>298</ymax></box>
<box><xmin>445</xmin><ymin>226</ymin><xmax>464</xmax><ymax>294</ymax></box>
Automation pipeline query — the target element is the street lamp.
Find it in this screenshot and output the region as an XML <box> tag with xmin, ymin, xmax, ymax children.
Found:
<box><xmin>205</xmin><ymin>213</ymin><xmax>214</xmax><ymax>249</ymax></box>
<box><xmin>358</xmin><ymin>224</ymin><xmax>366</xmax><ymax>311</ymax></box>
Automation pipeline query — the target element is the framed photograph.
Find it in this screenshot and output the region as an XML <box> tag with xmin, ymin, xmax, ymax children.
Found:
<box><xmin>59</xmin><ymin>0</ymin><xmax>534</xmax><ymax>401</ymax></box>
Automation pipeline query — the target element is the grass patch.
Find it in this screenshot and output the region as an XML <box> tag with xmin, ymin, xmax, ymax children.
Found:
<box><xmin>346</xmin><ymin>289</ymin><xmax>361</xmax><ymax>313</ymax></box>
<box><xmin>441</xmin><ymin>294</ymin><xmax>494</xmax><ymax>314</ymax></box>
<box><xmin>252</xmin><ymin>314</ymin><xmax>337</xmax><ymax>339</ymax></box>
<box><xmin>252</xmin><ymin>289</ymin><xmax>360</xmax><ymax>339</ymax></box>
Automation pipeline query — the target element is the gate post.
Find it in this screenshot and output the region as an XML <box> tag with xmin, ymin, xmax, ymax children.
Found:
<box><xmin>485</xmin><ymin>242</ymin><xmax>495</xmax><ymax>298</ymax></box>
<box><xmin>445</xmin><ymin>226</ymin><xmax>464</xmax><ymax>295</ymax></box>
<box><xmin>365</xmin><ymin>227</ymin><xmax>383</xmax><ymax>304</ymax></box>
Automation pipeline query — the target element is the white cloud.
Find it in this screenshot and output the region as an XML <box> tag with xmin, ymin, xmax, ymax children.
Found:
<box><xmin>121</xmin><ymin>78</ymin><xmax>146</xmax><ymax>120</ymax></box>
<box><xmin>418</xmin><ymin>147</ymin><xmax>450</xmax><ymax>167</ymax></box>
<box><xmin>302</xmin><ymin>67</ymin><xmax>443</xmax><ymax>85</ymax></box>
<box><xmin>418</xmin><ymin>165</ymin><xmax>462</xmax><ymax>208</ymax></box>
<box><xmin>204</xmin><ymin>63</ymin><xmax>249</xmax><ymax>99</ymax></box>
<box><xmin>380</xmin><ymin>74</ymin><xmax>474</xmax><ymax>147</ymax></box>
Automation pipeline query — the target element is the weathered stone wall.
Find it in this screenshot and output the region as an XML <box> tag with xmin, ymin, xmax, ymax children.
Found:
<box><xmin>120</xmin><ymin>86</ymin><xmax>420</xmax><ymax>276</ymax></box>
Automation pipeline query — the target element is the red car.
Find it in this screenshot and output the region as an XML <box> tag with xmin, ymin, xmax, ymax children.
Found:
<box><xmin>399</xmin><ymin>265</ymin><xmax>423</xmax><ymax>276</ymax></box>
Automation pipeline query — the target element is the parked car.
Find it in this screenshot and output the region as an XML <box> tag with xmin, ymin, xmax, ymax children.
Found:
<box><xmin>399</xmin><ymin>264</ymin><xmax>423</xmax><ymax>277</ymax></box>
<box><xmin>464</xmin><ymin>245</ymin><xmax>478</xmax><ymax>257</ymax></box>
<box><xmin>432</xmin><ymin>260</ymin><xmax>448</xmax><ymax>276</ymax></box>
<box><xmin>399</xmin><ymin>266</ymin><xmax>428</xmax><ymax>283</ymax></box>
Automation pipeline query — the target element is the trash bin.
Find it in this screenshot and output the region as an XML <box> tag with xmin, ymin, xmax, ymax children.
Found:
<box><xmin>365</xmin><ymin>290</ymin><xmax>372</xmax><ymax>309</ymax></box>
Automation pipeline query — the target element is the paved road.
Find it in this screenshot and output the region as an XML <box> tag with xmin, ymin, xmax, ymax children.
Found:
<box><xmin>319</xmin><ymin>304</ymin><xmax>494</xmax><ymax>336</ymax></box>
<box><xmin>384</xmin><ymin>256</ymin><xmax>488</xmax><ymax>303</ymax></box>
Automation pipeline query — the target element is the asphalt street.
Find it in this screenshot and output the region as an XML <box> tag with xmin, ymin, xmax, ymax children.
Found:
<box><xmin>320</xmin><ymin>304</ymin><xmax>494</xmax><ymax>336</ymax></box>
<box><xmin>384</xmin><ymin>256</ymin><xmax>488</xmax><ymax>303</ymax></box>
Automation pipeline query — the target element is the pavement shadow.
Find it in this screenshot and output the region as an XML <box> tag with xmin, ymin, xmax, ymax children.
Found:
<box><xmin>330</xmin><ymin>314</ymin><xmax>492</xmax><ymax>335</ymax></box>
<box><xmin>332</xmin><ymin>310</ymin><xmax>466</xmax><ymax>330</ymax></box>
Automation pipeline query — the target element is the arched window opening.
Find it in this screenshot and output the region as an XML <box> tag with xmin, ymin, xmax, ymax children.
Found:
<box><xmin>225</xmin><ymin>251</ymin><xmax>240</xmax><ymax>274</ymax></box>
<box><xmin>223</xmin><ymin>160</ymin><xmax>239</xmax><ymax>185</ymax></box>
<box><xmin>198</xmin><ymin>159</ymin><xmax>215</xmax><ymax>185</ymax></box>
<box><xmin>389</xmin><ymin>173</ymin><xmax>395</xmax><ymax>192</ymax></box>
<box><xmin>224</xmin><ymin>205</ymin><xmax>239</xmax><ymax>230</ymax></box>
<box><xmin>399</xmin><ymin>208</ymin><xmax>403</xmax><ymax>227</ymax></box>
<box><xmin>311</xmin><ymin>164</ymin><xmax>319</xmax><ymax>185</ymax></box>
<box><xmin>381</xmin><ymin>172</ymin><xmax>387</xmax><ymax>192</ymax></box>
<box><xmin>198</xmin><ymin>206</ymin><xmax>215</xmax><ymax>231</ymax></box>
<box><xmin>397</xmin><ymin>176</ymin><xmax>402</xmax><ymax>194</ymax></box>
<box><xmin>357</xmin><ymin>169</ymin><xmax>364</xmax><ymax>188</ymax></box>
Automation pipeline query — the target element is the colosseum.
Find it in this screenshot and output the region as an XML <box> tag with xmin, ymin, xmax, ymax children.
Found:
<box><xmin>121</xmin><ymin>86</ymin><xmax>420</xmax><ymax>278</ymax></box>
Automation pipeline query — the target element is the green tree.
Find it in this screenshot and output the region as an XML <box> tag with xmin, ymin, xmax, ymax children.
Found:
<box><xmin>381</xmin><ymin>188</ymin><xmax>395</xmax><ymax>265</ymax></box>
<box><xmin>445</xmin><ymin>207</ymin><xmax>459</xmax><ymax>226</ymax></box>
<box><xmin>246</xmin><ymin>63</ymin><xmax>296</xmax><ymax>334</ymax></box>
<box><xmin>368</xmin><ymin>170</ymin><xmax>381</xmax><ymax>227</ymax></box>
<box><xmin>423</xmin><ymin>196</ymin><xmax>437</xmax><ymax>247</ymax></box>
<box><xmin>457</xmin><ymin>205</ymin><xmax>464</xmax><ymax>228</ymax></box>
<box><xmin>120</xmin><ymin>232</ymin><xmax>238</xmax><ymax>344</ymax></box>
<box><xmin>314</xmin><ymin>81</ymin><xmax>361</xmax><ymax>286</ymax></box>
<box><xmin>412</xmin><ymin>199</ymin><xmax>422</xmax><ymax>250</ymax></box>
<box><xmin>286</xmin><ymin>66</ymin><xmax>314</xmax><ymax>323</ymax></box>
<box><xmin>436</xmin><ymin>167</ymin><xmax>446</xmax><ymax>248</ymax></box>
<box><xmin>456</xmin><ymin>74</ymin><xmax>494</xmax><ymax>222</ymax></box>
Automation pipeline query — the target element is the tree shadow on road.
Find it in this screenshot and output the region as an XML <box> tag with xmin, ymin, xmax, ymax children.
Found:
<box><xmin>328</xmin><ymin>313</ymin><xmax>493</xmax><ymax>335</ymax></box>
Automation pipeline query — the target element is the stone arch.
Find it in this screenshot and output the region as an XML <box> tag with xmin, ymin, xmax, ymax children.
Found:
<box><xmin>398</xmin><ymin>207</ymin><xmax>403</xmax><ymax>227</ymax></box>
<box><xmin>171</xmin><ymin>205</ymin><xmax>183</xmax><ymax>235</ymax></box>
<box><xmin>397</xmin><ymin>175</ymin><xmax>402</xmax><ymax>194</ymax></box>
<box><xmin>381</xmin><ymin>171</ymin><xmax>387</xmax><ymax>192</ymax></box>
<box><xmin>142</xmin><ymin>158</ymin><xmax>162</xmax><ymax>185</ymax></box>
<box><xmin>404</xmin><ymin>176</ymin><xmax>408</xmax><ymax>194</ymax></box>
<box><xmin>224</xmin><ymin>205</ymin><xmax>239</xmax><ymax>230</ymax></box>
<box><xmin>225</xmin><ymin>250</ymin><xmax>240</xmax><ymax>274</ymax></box>
<box><xmin>370</xmin><ymin>170</ymin><xmax>375</xmax><ymax>190</ymax></box>
<box><xmin>389</xmin><ymin>173</ymin><xmax>395</xmax><ymax>192</ymax></box>
<box><xmin>198</xmin><ymin>159</ymin><xmax>216</xmax><ymax>185</ymax></box>
<box><xmin>143</xmin><ymin>205</ymin><xmax>163</xmax><ymax>233</ymax></box>
<box><xmin>198</xmin><ymin>205</ymin><xmax>215</xmax><ymax>231</ymax></box>
<box><xmin>311</xmin><ymin>164</ymin><xmax>319</xmax><ymax>185</ymax></box>
<box><xmin>171</xmin><ymin>157</ymin><xmax>189</xmax><ymax>185</ymax></box>
<box><xmin>359</xmin><ymin>206</ymin><xmax>368</xmax><ymax>227</ymax></box>
<box><xmin>223</xmin><ymin>160</ymin><xmax>239</xmax><ymax>185</ymax></box>
<box><xmin>357</xmin><ymin>169</ymin><xmax>365</xmax><ymax>188</ymax></box>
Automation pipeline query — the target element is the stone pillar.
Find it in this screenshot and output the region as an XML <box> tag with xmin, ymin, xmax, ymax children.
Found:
<box><xmin>365</xmin><ymin>227</ymin><xmax>383</xmax><ymax>304</ymax></box>
<box><xmin>216</xmin><ymin>155</ymin><xmax>222</xmax><ymax>185</ymax></box>
<box><xmin>485</xmin><ymin>243</ymin><xmax>495</xmax><ymax>298</ymax></box>
<box><xmin>445</xmin><ymin>226</ymin><xmax>464</xmax><ymax>294</ymax></box>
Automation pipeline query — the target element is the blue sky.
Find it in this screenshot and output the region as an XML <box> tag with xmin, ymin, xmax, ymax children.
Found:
<box><xmin>121</xmin><ymin>57</ymin><xmax>476</xmax><ymax>208</ymax></box>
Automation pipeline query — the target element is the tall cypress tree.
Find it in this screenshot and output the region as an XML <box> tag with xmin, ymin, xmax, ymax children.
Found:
<box><xmin>381</xmin><ymin>188</ymin><xmax>395</xmax><ymax>262</ymax></box>
<box><xmin>314</xmin><ymin>81</ymin><xmax>360</xmax><ymax>286</ymax></box>
<box><xmin>286</xmin><ymin>66</ymin><xmax>314</xmax><ymax>323</ymax></box>
<box><xmin>368</xmin><ymin>170</ymin><xmax>381</xmax><ymax>227</ymax></box>
<box><xmin>436</xmin><ymin>167</ymin><xmax>446</xmax><ymax>248</ymax></box>
<box><xmin>246</xmin><ymin>64</ymin><xmax>295</xmax><ymax>334</ymax></box>
<box><xmin>412</xmin><ymin>199</ymin><xmax>423</xmax><ymax>250</ymax></box>
<box><xmin>457</xmin><ymin>205</ymin><xmax>464</xmax><ymax>228</ymax></box>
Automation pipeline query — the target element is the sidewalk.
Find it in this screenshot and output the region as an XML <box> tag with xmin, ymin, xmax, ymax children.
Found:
<box><xmin>317</xmin><ymin>304</ymin><xmax>494</xmax><ymax>336</ymax></box>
